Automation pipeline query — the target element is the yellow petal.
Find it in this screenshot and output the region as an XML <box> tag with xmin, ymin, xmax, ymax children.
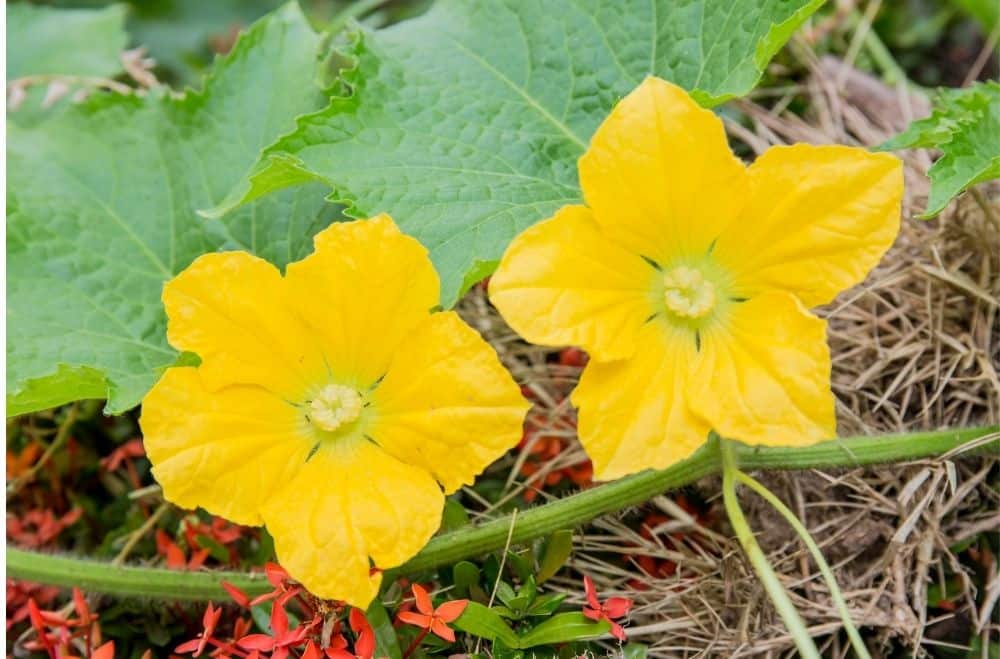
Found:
<box><xmin>261</xmin><ymin>440</ymin><xmax>444</xmax><ymax>607</ymax></box>
<box><xmin>140</xmin><ymin>367</ymin><xmax>312</xmax><ymax>526</ymax></box>
<box><xmin>163</xmin><ymin>252</ymin><xmax>327</xmax><ymax>398</ymax></box>
<box><xmin>371</xmin><ymin>311</ymin><xmax>528</xmax><ymax>493</ymax></box>
<box><xmin>284</xmin><ymin>215</ymin><xmax>439</xmax><ymax>387</ymax></box>
<box><xmin>489</xmin><ymin>205</ymin><xmax>659</xmax><ymax>360</ymax></box>
<box><xmin>691</xmin><ymin>292</ymin><xmax>836</xmax><ymax>447</ymax></box>
<box><xmin>578</xmin><ymin>76</ymin><xmax>747</xmax><ymax>264</ymax></box>
<box><xmin>571</xmin><ymin>323</ymin><xmax>711</xmax><ymax>480</ymax></box>
<box><xmin>713</xmin><ymin>144</ymin><xmax>903</xmax><ymax>307</ymax></box>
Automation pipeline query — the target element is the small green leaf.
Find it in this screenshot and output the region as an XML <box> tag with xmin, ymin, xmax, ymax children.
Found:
<box><xmin>452</xmin><ymin>561</ymin><xmax>481</xmax><ymax>598</ymax></box>
<box><xmin>537</xmin><ymin>530</ymin><xmax>573</xmax><ymax>584</ymax></box>
<box><xmin>440</xmin><ymin>498</ymin><xmax>471</xmax><ymax>533</ymax></box>
<box><xmin>517</xmin><ymin>612</ymin><xmax>610</xmax><ymax>648</ymax></box>
<box><xmin>365</xmin><ymin>600</ymin><xmax>403</xmax><ymax>659</ymax></box>
<box><xmin>506</xmin><ymin>550</ymin><xmax>534</xmax><ymax>585</ymax></box>
<box><xmin>519</xmin><ymin>575</ymin><xmax>537</xmax><ymax>606</ymax></box>
<box><xmin>193</xmin><ymin>534</ymin><xmax>230</xmax><ymax>563</ymax></box>
<box><xmin>491</xmin><ymin>605</ymin><xmax>517</xmax><ymax>620</ymax></box>
<box><xmin>624</xmin><ymin>642</ymin><xmax>649</xmax><ymax>659</ymax></box>
<box><xmin>526</xmin><ymin>593</ymin><xmax>566</xmax><ymax>617</ymax></box>
<box><xmin>452</xmin><ymin>602</ymin><xmax>521</xmax><ymax>648</ymax></box>
<box><xmin>212</xmin><ymin>0</ymin><xmax>826</xmax><ymax>306</ymax></box>
<box><xmin>495</xmin><ymin>581</ymin><xmax>518</xmax><ymax>608</ymax></box>
<box><xmin>880</xmin><ymin>81</ymin><xmax>1000</xmax><ymax>217</ymax></box>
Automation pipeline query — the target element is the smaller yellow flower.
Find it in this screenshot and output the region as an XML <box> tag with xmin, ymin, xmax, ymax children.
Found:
<box><xmin>489</xmin><ymin>77</ymin><xmax>903</xmax><ymax>480</ymax></box>
<box><xmin>140</xmin><ymin>215</ymin><xmax>528</xmax><ymax>607</ymax></box>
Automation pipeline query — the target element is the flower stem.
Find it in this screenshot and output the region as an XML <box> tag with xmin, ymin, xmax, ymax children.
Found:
<box><xmin>720</xmin><ymin>440</ymin><xmax>821</xmax><ymax>659</ymax></box>
<box><xmin>7</xmin><ymin>426</ymin><xmax>997</xmax><ymax>600</ymax></box>
<box><xmin>402</xmin><ymin>628</ymin><xmax>429</xmax><ymax>659</ymax></box>
<box><xmin>735</xmin><ymin>470</ymin><xmax>871</xmax><ymax>659</ymax></box>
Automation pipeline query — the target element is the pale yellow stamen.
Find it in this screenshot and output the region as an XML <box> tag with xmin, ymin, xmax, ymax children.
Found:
<box><xmin>309</xmin><ymin>384</ymin><xmax>363</xmax><ymax>432</ymax></box>
<box><xmin>662</xmin><ymin>266</ymin><xmax>716</xmax><ymax>319</ymax></box>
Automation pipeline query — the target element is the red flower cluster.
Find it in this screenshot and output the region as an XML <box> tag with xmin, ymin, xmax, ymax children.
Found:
<box><xmin>7</xmin><ymin>507</ymin><xmax>82</xmax><ymax>548</ymax></box>
<box><xmin>157</xmin><ymin>528</ymin><xmax>210</xmax><ymax>570</ymax></box>
<box><xmin>156</xmin><ymin>515</ymin><xmax>249</xmax><ymax>569</ymax></box>
<box><xmin>176</xmin><ymin>563</ymin><xmax>375</xmax><ymax>659</ymax></box>
<box><xmin>517</xmin><ymin>350</ymin><xmax>594</xmax><ymax>503</ymax></box>
<box><xmin>21</xmin><ymin>587</ymin><xmax>120</xmax><ymax>659</ymax></box>
<box><xmin>7</xmin><ymin>579</ymin><xmax>61</xmax><ymax>630</ymax></box>
<box><xmin>6</xmin><ymin>440</ymin><xmax>42</xmax><ymax>478</ymax></box>
<box><xmin>626</xmin><ymin>496</ymin><xmax>711</xmax><ymax>590</ymax></box>
<box><xmin>100</xmin><ymin>438</ymin><xmax>147</xmax><ymax>488</ymax></box>
<box><xmin>582</xmin><ymin>576</ymin><xmax>633</xmax><ymax>642</ymax></box>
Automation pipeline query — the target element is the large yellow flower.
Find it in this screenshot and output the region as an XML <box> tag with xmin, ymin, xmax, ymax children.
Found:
<box><xmin>140</xmin><ymin>215</ymin><xmax>528</xmax><ymax>607</ymax></box>
<box><xmin>489</xmin><ymin>77</ymin><xmax>903</xmax><ymax>481</ymax></box>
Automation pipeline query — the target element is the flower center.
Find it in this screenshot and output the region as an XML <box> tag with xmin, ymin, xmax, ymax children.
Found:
<box><xmin>308</xmin><ymin>384</ymin><xmax>363</xmax><ymax>432</ymax></box>
<box><xmin>662</xmin><ymin>266</ymin><xmax>716</xmax><ymax>319</ymax></box>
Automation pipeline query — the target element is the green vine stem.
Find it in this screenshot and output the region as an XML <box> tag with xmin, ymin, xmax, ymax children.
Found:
<box><xmin>720</xmin><ymin>440</ymin><xmax>821</xmax><ymax>658</ymax></box>
<box><xmin>7</xmin><ymin>426</ymin><xmax>998</xmax><ymax>601</ymax></box>
<box><xmin>735</xmin><ymin>470</ymin><xmax>871</xmax><ymax>659</ymax></box>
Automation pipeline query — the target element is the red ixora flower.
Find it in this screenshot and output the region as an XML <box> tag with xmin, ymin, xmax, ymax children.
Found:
<box><xmin>397</xmin><ymin>584</ymin><xmax>468</xmax><ymax>643</ymax></box>
<box><xmin>175</xmin><ymin>603</ymin><xmax>222</xmax><ymax>656</ymax></box>
<box><xmin>237</xmin><ymin>587</ymin><xmax>318</xmax><ymax>659</ymax></box>
<box><xmin>325</xmin><ymin>608</ymin><xmax>375</xmax><ymax>659</ymax></box>
<box><xmin>582</xmin><ymin>575</ymin><xmax>633</xmax><ymax>642</ymax></box>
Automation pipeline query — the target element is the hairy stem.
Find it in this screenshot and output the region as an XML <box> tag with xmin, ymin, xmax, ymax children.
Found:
<box><xmin>720</xmin><ymin>440</ymin><xmax>821</xmax><ymax>658</ymax></box>
<box><xmin>735</xmin><ymin>470</ymin><xmax>871</xmax><ymax>658</ymax></box>
<box><xmin>7</xmin><ymin>426</ymin><xmax>997</xmax><ymax>600</ymax></box>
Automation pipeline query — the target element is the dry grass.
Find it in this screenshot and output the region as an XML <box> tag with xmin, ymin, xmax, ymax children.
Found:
<box><xmin>456</xmin><ymin>53</ymin><xmax>999</xmax><ymax>657</ymax></box>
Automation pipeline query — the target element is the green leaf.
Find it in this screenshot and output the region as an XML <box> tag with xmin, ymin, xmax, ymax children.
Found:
<box><xmin>440</xmin><ymin>497</ymin><xmax>471</xmax><ymax>532</ymax></box>
<box><xmin>495</xmin><ymin>581</ymin><xmax>518</xmax><ymax>608</ymax></box>
<box><xmin>526</xmin><ymin>593</ymin><xmax>566</xmax><ymax>617</ymax></box>
<box><xmin>623</xmin><ymin>642</ymin><xmax>649</xmax><ymax>659</ymax></box>
<box><xmin>123</xmin><ymin>0</ymin><xmax>285</xmax><ymax>83</ymax></box>
<box><xmin>452</xmin><ymin>561</ymin><xmax>482</xmax><ymax>598</ymax></box>
<box><xmin>880</xmin><ymin>81</ymin><xmax>1000</xmax><ymax>217</ymax></box>
<box><xmin>7</xmin><ymin>4</ymin><xmax>130</xmax><ymax>126</ymax></box>
<box><xmin>7</xmin><ymin>2</ymin><xmax>332</xmax><ymax>417</ymax></box>
<box><xmin>365</xmin><ymin>600</ymin><xmax>403</xmax><ymax>659</ymax></box>
<box><xmin>517</xmin><ymin>612</ymin><xmax>610</xmax><ymax>648</ymax></box>
<box><xmin>208</xmin><ymin>0</ymin><xmax>824</xmax><ymax>305</ymax></box>
<box><xmin>537</xmin><ymin>530</ymin><xmax>573</xmax><ymax>584</ymax></box>
<box><xmin>948</xmin><ymin>0</ymin><xmax>1000</xmax><ymax>35</ymax></box>
<box><xmin>7</xmin><ymin>4</ymin><xmax>129</xmax><ymax>80</ymax></box>
<box><xmin>453</xmin><ymin>602</ymin><xmax>522</xmax><ymax>648</ymax></box>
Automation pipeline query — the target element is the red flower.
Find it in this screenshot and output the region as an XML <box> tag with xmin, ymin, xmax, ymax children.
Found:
<box><xmin>155</xmin><ymin>528</ymin><xmax>209</xmax><ymax>570</ymax></box>
<box><xmin>582</xmin><ymin>575</ymin><xmax>633</xmax><ymax>642</ymax></box>
<box><xmin>7</xmin><ymin>508</ymin><xmax>82</xmax><ymax>548</ymax></box>
<box><xmin>325</xmin><ymin>608</ymin><xmax>375</xmax><ymax>659</ymax></box>
<box><xmin>100</xmin><ymin>439</ymin><xmax>145</xmax><ymax>472</ymax></box>
<box><xmin>175</xmin><ymin>603</ymin><xmax>222</xmax><ymax>656</ymax></box>
<box><xmin>92</xmin><ymin>641</ymin><xmax>115</xmax><ymax>659</ymax></box>
<box><xmin>237</xmin><ymin>591</ymin><xmax>316</xmax><ymax>659</ymax></box>
<box><xmin>7</xmin><ymin>579</ymin><xmax>60</xmax><ymax>630</ymax></box>
<box><xmin>397</xmin><ymin>584</ymin><xmax>467</xmax><ymax>643</ymax></box>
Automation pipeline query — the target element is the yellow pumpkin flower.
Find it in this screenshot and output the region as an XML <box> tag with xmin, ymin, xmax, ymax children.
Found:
<box><xmin>140</xmin><ymin>215</ymin><xmax>528</xmax><ymax>607</ymax></box>
<box><xmin>489</xmin><ymin>77</ymin><xmax>903</xmax><ymax>481</ymax></box>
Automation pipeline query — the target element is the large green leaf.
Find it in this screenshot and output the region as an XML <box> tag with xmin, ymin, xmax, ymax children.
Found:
<box><xmin>7</xmin><ymin>2</ymin><xmax>332</xmax><ymax>417</ymax></box>
<box><xmin>7</xmin><ymin>4</ymin><xmax>129</xmax><ymax>80</ymax></box>
<box><xmin>209</xmin><ymin>0</ymin><xmax>824</xmax><ymax>305</ymax></box>
<box><xmin>880</xmin><ymin>81</ymin><xmax>1000</xmax><ymax>217</ymax></box>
